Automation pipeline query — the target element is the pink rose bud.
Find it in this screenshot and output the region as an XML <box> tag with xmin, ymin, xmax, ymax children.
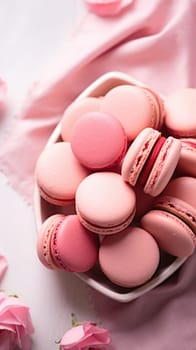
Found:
<box><xmin>0</xmin><ymin>292</ymin><xmax>34</xmax><ymax>350</ymax></box>
<box><xmin>60</xmin><ymin>321</ymin><xmax>111</xmax><ymax>349</ymax></box>
<box><xmin>0</xmin><ymin>79</ymin><xmax>7</xmax><ymax>117</ymax></box>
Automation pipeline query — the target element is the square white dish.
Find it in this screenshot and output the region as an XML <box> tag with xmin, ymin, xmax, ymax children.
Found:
<box><xmin>34</xmin><ymin>71</ymin><xmax>187</xmax><ymax>303</ymax></box>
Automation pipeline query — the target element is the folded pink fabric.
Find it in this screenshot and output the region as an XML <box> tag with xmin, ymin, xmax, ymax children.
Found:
<box><xmin>0</xmin><ymin>1</ymin><xmax>196</xmax><ymax>349</ymax></box>
<box><xmin>0</xmin><ymin>0</ymin><xmax>195</xmax><ymax>203</ymax></box>
<box><xmin>92</xmin><ymin>253</ymin><xmax>196</xmax><ymax>350</ymax></box>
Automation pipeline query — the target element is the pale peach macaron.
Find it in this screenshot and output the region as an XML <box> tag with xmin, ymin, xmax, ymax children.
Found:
<box><xmin>37</xmin><ymin>214</ymin><xmax>99</xmax><ymax>272</ymax></box>
<box><xmin>100</xmin><ymin>84</ymin><xmax>164</xmax><ymax>141</ymax></box>
<box><xmin>35</xmin><ymin>142</ymin><xmax>90</xmax><ymax>206</ymax></box>
<box><xmin>164</xmin><ymin>88</ymin><xmax>196</xmax><ymax>137</ymax></box>
<box><xmin>99</xmin><ymin>226</ymin><xmax>160</xmax><ymax>288</ymax></box>
<box><xmin>141</xmin><ymin>177</ymin><xmax>196</xmax><ymax>257</ymax></box>
<box><xmin>76</xmin><ymin>172</ymin><xmax>136</xmax><ymax>234</ymax></box>
<box><xmin>61</xmin><ymin>97</ymin><xmax>101</xmax><ymax>141</ymax></box>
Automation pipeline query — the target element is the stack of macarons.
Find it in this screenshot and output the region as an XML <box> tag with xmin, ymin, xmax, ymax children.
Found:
<box><xmin>35</xmin><ymin>80</ymin><xmax>196</xmax><ymax>290</ymax></box>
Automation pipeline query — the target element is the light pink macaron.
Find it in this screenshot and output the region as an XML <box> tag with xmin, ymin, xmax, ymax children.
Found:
<box><xmin>100</xmin><ymin>84</ymin><xmax>164</xmax><ymax>141</ymax></box>
<box><xmin>141</xmin><ymin>177</ymin><xmax>196</xmax><ymax>257</ymax></box>
<box><xmin>99</xmin><ymin>226</ymin><xmax>160</xmax><ymax>288</ymax></box>
<box><xmin>76</xmin><ymin>172</ymin><xmax>136</xmax><ymax>234</ymax></box>
<box><xmin>164</xmin><ymin>88</ymin><xmax>196</xmax><ymax>137</ymax></box>
<box><xmin>61</xmin><ymin>97</ymin><xmax>101</xmax><ymax>141</ymax></box>
<box><xmin>177</xmin><ymin>138</ymin><xmax>196</xmax><ymax>177</ymax></box>
<box><xmin>71</xmin><ymin>112</ymin><xmax>127</xmax><ymax>170</ymax></box>
<box><xmin>37</xmin><ymin>214</ymin><xmax>99</xmax><ymax>272</ymax></box>
<box><xmin>35</xmin><ymin>142</ymin><xmax>90</xmax><ymax>205</ymax></box>
<box><xmin>121</xmin><ymin>127</ymin><xmax>181</xmax><ymax>196</ymax></box>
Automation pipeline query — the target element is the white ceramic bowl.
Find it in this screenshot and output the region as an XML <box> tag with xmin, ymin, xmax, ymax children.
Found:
<box><xmin>34</xmin><ymin>71</ymin><xmax>187</xmax><ymax>303</ymax></box>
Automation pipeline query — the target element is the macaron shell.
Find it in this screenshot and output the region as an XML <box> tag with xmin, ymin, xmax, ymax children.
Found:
<box><xmin>99</xmin><ymin>226</ymin><xmax>160</xmax><ymax>287</ymax></box>
<box><xmin>155</xmin><ymin>196</ymin><xmax>196</xmax><ymax>234</ymax></box>
<box><xmin>71</xmin><ymin>112</ymin><xmax>127</xmax><ymax>169</ymax></box>
<box><xmin>61</xmin><ymin>97</ymin><xmax>101</xmax><ymax>141</ymax></box>
<box><xmin>141</xmin><ymin>210</ymin><xmax>195</xmax><ymax>257</ymax></box>
<box><xmin>164</xmin><ymin>88</ymin><xmax>196</xmax><ymax>137</ymax></box>
<box><xmin>144</xmin><ymin>136</ymin><xmax>181</xmax><ymax>196</ymax></box>
<box><xmin>50</xmin><ymin>215</ymin><xmax>99</xmax><ymax>272</ymax></box>
<box><xmin>35</xmin><ymin>142</ymin><xmax>89</xmax><ymax>205</ymax></box>
<box><xmin>177</xmin><ymin>139</ymin><xmax>196</xmax><ymax>177</ymax></box>
<box><xmin>101</xmin><ymin>85</ymin><xmax>159</xmax><ymax>140</ymax></box>
<box><xmin>159</xmin><ymin>176</ymin><xmax>196</xmax><ymax>209</ymax></box>
<box><xmin>121</xmin><ymin>128</ymin><xmax>160</xmax><ymax>186</ymax></box>
<box><xmin>142</xmin><ymin>87</ymin><xmax>165</xmax><ymax>129</ymax></box>
<box><xmin>36</xmin><ymin>214</ymin><xmax>65</xmax><ymax>269</ymax></box>
<box><xmin>76</xmin><ymin>172</ymin><xmax>136</xmax><ymax>234</ymax></box>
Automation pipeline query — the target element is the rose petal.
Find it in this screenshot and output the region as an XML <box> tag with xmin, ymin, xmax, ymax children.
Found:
<box><xmin>60</xmin><ymin>322</ymin><xmax>111</xmax><ymax>349</ymax></box>
<box><xmin>0</xmin><ymin>329</ymin><xmax>16</xmax><ymax>350</ymax></box>
<box><xmin>84</xmin><ymin>0</ymin><xmax>133</xmax><ymax>16</ymax></box>
<box><xmin>0</xmin><ymin>294</ymin><xmax>34</xmax><ymax>350</ymax></box>
<box><xmin>0</xmin><ymin>79</ymin><xmax>7</xmax><ymax>116</ymax></box>
<box><xmin>61</xmin><ymin>325</ymin><xmax>85</xmax><ymax>346</ymax></box>
<box><xmin>0</xmin><ymin>255</ymin><xmax>8</xmax><ymax>281</ymax></box>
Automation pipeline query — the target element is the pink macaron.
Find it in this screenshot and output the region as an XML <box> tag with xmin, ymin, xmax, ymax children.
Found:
<box><xmin>177</xmin><ymin>138</ymin><xmax>196</xmax><ymax>177</ymax></box>
<box><xmin>164</xmin><ymin>88</ymin><xmax>196</xmax><ymax>137</ymax></box>
<box><xmin>71</xmin><ymin>112</ymin><xmax>127</xmax><ymax>170</ymax></box>
<box><xmin>37</xmin><ymin>214</ymin><xmax>99</xmax><ymax>272</ymax></box>
<box><xmin>121</xmin><ymin>127</ymin><xmax>181</xmax><ymax>196</ymax></box>
<box><xmin>99</xmin><ymin>226</ymin><xmax>160</xmax><ymax>288</ymax></box>
<box><xmin>141</xmin><ymin>177</ymin><xmax>196</xmax><ymax>257</ymax></box>
<box><xmin>61</xmin><ymin>97</ymin><xmax>101</xmax><ymax>142</ymax></box>
<box><xmin>35</xmin><ymin>142</ymin><xmax>90</xmax><ymax>205</ymax></box>
<box><xmin>100</xmin><ymin>84</ymin><xmax>164</xmax><ymax>141</ymax></box>
<box><xmin>76</xmin><ymin>172</ymin><xmax>136</xmax><ymax>234</ymax></box>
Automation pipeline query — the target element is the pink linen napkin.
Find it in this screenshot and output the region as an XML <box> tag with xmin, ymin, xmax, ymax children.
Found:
<box><xmin>0</xmin><ymin>1</ymin><xmax>196</xmax><ymax>349</ymax></box>
<box><xmin>0</xmin><ymin>0</ymin><xmax>195</xmax><ymax>204</ymax></box>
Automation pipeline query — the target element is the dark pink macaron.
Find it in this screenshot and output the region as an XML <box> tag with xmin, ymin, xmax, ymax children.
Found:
<box><xmin>37</xmin><ymin>214</ymin><xmax>99</xmax><ymax>272</ymax></box>
<box><xmin>71</xmin><ymin>111</ymin><xmax>127</xmax><ymax>170</ymax></box>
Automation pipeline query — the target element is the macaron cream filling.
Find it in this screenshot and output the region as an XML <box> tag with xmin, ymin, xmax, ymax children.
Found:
<box><xmin>76</xmin><ymin>206</ymin><xmax>136</xmax><ymax>234</ymax></box>
<box><xmin>124</xmin><ymin>129</ymin><xmax>160</xmax><ymax>186</ymax></box>
<box><xmin>139</xmin><ymin>136</ymin><xmax>166</xmax><ymax>187</ymax></box>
